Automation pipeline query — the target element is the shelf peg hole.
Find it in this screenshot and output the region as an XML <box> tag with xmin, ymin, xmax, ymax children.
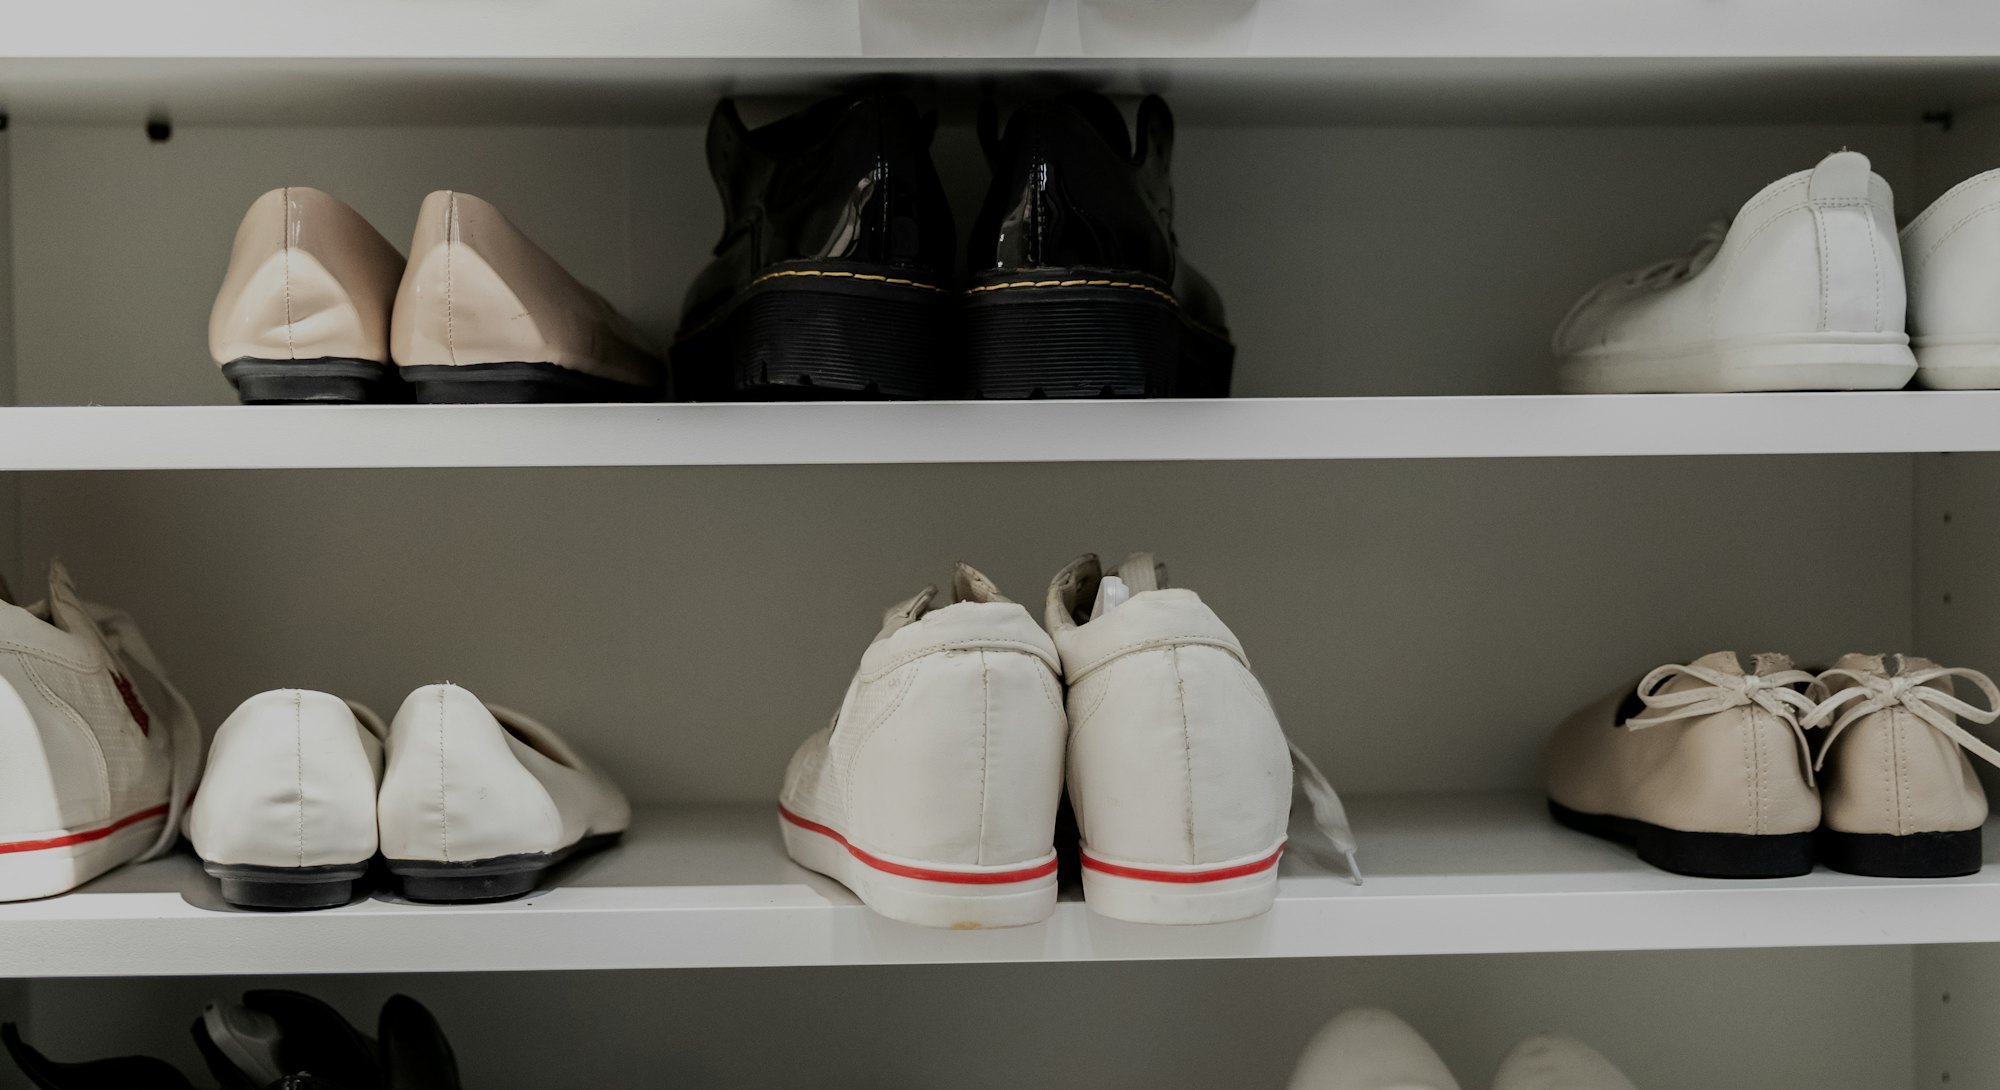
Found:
<box><xmin>145</xmin><ymin>117</ymin><xmax>171</xmax><ymax>143</ymax></box>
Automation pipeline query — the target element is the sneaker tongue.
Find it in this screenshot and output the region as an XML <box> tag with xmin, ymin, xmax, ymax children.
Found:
<box><xmin>1114</xmin><ymin>552</ymin><xmax>1166</xmax><ymax>593</ymax></box>
<box><xmin>951</xmin><ymin>563</ymin><xmax>1009</xmax><ymax>605</ymax></box>
<box><xmin>874</xmin><ymin>585</ymin><xmax>937</xmax><ymax>642</ymax></box>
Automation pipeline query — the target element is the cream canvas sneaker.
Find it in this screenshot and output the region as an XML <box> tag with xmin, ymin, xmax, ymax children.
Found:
<box><xmin>779</xmin><ymin>565</ymin><xmax>1067</xmax><ymax>929</ymax></box>
<box><xmin>1286</xmin><ymin>1008</ymin><xmax>1461</xmax><ymax>1090</ymax></box>
<box><xmin>390</xmin><ymin>191</ymin><xmax>664</xmax><ymax>403</ymax></box>
<box><xmin>1806</xmin><ymin>654</ymin><xmax>2000</xmax><ymax>878</ymax></box>
<box><xmin>1903</xmin><ymin>170</ymin><xmax>2000</xmax><ymax>388</ymax></box>
<box><xmin>209</xmin><ymin>187</ymin><xmax>407</xmax><ymax>403</ymax></box>
<box><xmin>1491</xmin><ymin>1035</ymin><xmax>1640</xmax><ymax>1090</ymax></box>
<box><xmin>1047</xmin><ymin>553</ymin><xmax>1357</xmax><ymax>925</ymax></box>
<box><xmin>0</xmin><ymin>562</ymin><xmax>199</xmax><ymax>901</ymax></box>
<box><xmin>187</xmin><ymin>690</ymin><xmax>387</xmax><ymax>910</ymax></box>
<box><xmin>1546</xmin><ymin>652</ymin><xmax>1819</xmax><ymax>878</ymax></box>
<box><xmin>377</xmin><ymin>684</ymin><xmax>629</xmax><ymax>902</ymax></box>
<box><xmin>1554</xmin><ymin>150</ymin><xmax>1915</xmax><ymax>392</ymax></box>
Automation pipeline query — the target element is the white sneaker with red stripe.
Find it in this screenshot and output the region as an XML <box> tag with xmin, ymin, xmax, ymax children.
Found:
<box><xmin>1046</xmin><ymin>553</ymin><xmax>1358</xmax><ymax>924</ymax></box>
<box><xmin>779</xmin><ymin>564</ymin><xmax>1067</xmax><ymax>929</ymax></box>
<box><xmin>0</xmin><ymin>562</ymin><xmax>200</xmax><ymax>901</ymax></box>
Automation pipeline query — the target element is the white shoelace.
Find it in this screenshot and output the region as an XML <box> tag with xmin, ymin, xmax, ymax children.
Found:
<box><xmin>1553</xmin><ymin>221</ymin><xmax>1729</xmax><ymax>346</ymax></box>
<box><xmin>1622</xmin><ymin>661</ymin><xmax>1820</xmax><ymax>782</ymax></box>
<box><xmin>1289</xmin><ymin>740</ymin><xmax>1362</xmax><ymax>886</ymax></box>
<box><xmin>1804</xmin><ymin>665</ymin><xmax>2000</xmax><ymax>772</ymax></box>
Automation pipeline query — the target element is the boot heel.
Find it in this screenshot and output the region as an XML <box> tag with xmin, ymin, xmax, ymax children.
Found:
<box><xmin>204</xmin><ymin>862</ymin><xmax>368</xmax><ymax>910</ymax></box>
<box><xmin>1818</xmin><ymin>827</ymin><xmax>1982</xmax><ymax>878</ymax></box>
<box><xmin>220</xmin><ymin>358</ymin><xmax>400</xmax><ymax>404</ymax></box>
<box><xmin>672</xmin><ymin>265</ymin><xmax>953</xmax><ymax>400</ymax></box>
<box><xmin>964</xmin><ymin>275</ymin><xmax>1185</xmax><ymax>398</ymax></box>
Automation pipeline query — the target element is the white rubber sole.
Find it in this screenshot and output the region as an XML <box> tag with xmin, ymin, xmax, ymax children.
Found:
<box><xmin>1080</xmin><ymin>839</ymin><xmax>1285</xmax><ymax>925</ymax></box>
<box><xmin>0</xmin><ymin>806</ymin><xmax>165</xmax><ymax>902</ymax></box>
<box><xmin>1557</xmin><ymin>334</ymin><xmax>1916</xmax><ymax>393</ymax></box>
<box><xmin>1915</xmin><ymin>343</ymin><xmax>2000</xmax><ymax>389</ymax></box>
<box><xmin>779</xmin><ymin>807</ymin><xmax>1057</xmax><ymax>929</ymax></box>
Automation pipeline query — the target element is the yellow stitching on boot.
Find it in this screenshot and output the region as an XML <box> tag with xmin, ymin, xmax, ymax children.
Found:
<box><xmin>747</xmin><ymin>268</ymin><xmax>946</xmax><ymax>293</ymax></box>
<box><xmin>966</xmin><ymin>278</ymin><xmax>1178</xmax><ymax>305</ymax></box>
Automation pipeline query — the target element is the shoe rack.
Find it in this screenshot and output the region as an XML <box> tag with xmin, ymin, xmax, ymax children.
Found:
<box><xmin>8</xmin><ymin>5</ymin><xmax>2000</xmax><ymax>1089</ymax></box>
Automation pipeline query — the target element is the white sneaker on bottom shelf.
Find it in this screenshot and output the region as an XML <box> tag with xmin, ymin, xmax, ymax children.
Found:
<box><xmin>1287</xmin><ymin>1008</ymin><xmax>1461</xmax><ymax>1090</ymax></box>
<box><xmin>377</xmin><ymin>683</ymin><xmax>629</xmax><ymax>903</ymax></box>
<box><xmin>1554</xmin><ymin>150</ymin><xmax>1915</xmax><ymax>393</ymax></box>
<box><xmin>779</xmin><ymin>565</ymin><xmax>1067</xmax><ymax>929</ymax></box>
<box><xmin>0</xmin><ymin>562</ymin><xmax>199</xmax><ymax>902</ymax></box>
<box><xmin>1491</xmin><ymin>1035</ymin><xmax>1641</xmax><ymax>1090</ymax></box>
<box><xmin>1046</xmin><ymin>552</ymin><xmax>1358</xmax><ymax>925</ymax></box>
<box><xmin>186</xmin><ymin>689</ymin><xmax>387</xmax><ymax>910</ymax></box>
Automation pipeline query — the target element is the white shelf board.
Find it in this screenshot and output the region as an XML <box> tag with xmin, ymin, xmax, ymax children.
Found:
<box><xmin>0</xmin><ymin>394</ymin><xmax>1995</xmax><ymax>470</ymax></box>
<box><xmin>3</xmin><ymin>795</ymin><xmax>2000</xmax><ymax>977</ymax></box>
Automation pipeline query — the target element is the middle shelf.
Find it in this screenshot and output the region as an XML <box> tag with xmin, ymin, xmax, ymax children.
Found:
<box><xmin>3</xmin><ymin>392</ymin><xmax>2000</xmax><ymax>470</ymax></box>
<box><xmin>8</xmin><ymin>793</ymin><xmax>1997</xmax><ymax>977</ymax></box>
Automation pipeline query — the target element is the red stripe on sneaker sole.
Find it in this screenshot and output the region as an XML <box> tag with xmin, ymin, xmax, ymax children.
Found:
<box><xmin>1081</xmin><ymin>843</ymin><xmax>1286</xmax><ymax>884</ymax></box>
<box><xmin>0</xmin><ymin>804</ymin><xmax>170</xmax><ymax>855</ymax></box>
<box><xmin>779</xmin><ymin>805</ymin><xmax>1058</xmax><ymax>885</ymax></box>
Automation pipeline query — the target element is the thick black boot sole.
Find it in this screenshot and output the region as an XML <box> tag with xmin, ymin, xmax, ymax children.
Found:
<box><xmin>671</xmin><ymin>264</ymin><xmax>954</xmax><ymax>401</ymax></box>
<box><xmin>398</xmin><ymin>362</ymin><xmax>655</xmax><ymax>404</ymax></box>
<box><xmin>203</xmin><ymin>861</ymin><xmax>370</xmax><ymax>910</ymax></box>
<box><xmin>1818</xmin><ymin>826</ymin><xmax>1982</xmax><ymax>878</ymax></box>
<box><xmin>1548</xmin><ymin>799</ymin><xmax>1814</xmax><ymax>879</ymax></box>
<box><xmin>221</xmin><ymin>358</ymin><xmax>405</xmax><ymax>404</ymax></box>
<box><xmin>962</xmin><ymin>270</ymin><xmax>1234</xmax><ymax>399</ymax></box>
<box><xmin>384</xmin><ymin>831</ymin><xmax>622</xmax><ymax>903</ymax></box>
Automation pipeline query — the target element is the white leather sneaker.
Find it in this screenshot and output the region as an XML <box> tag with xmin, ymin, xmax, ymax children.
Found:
<box><xmin>779</xmin><ymin>565</ymin><xmax>1067</xmax><ymax>929</ymax></box>
<box><xmin>1903</xmin><ymin>170</ymin><xmax>2000</xmax><ymax>388</ymax></box>
<box><xmin>1555</xmin><ymin>150</ymin><xmax>1916</xmax><ymax>392</ymax></box>
<box><xmin>1807</xmin><ymin>654</ymin><xmax>2000</xmax><ymax>878</ymax></box>
<box><xmin>0</xmin><ymin>562</ymin><xmax>199</xmax><ymax>901</ymax></box>
<box><xmin>1047</xmin><ymin>553</ymin><xmax>1357</xmax><ymax>925</ymax></box>
<box><xmin>377</xmin><ymin>684</ymin><xmax>629</xmax><ymax>902</ymax></box>
<box><xmin>1286</xmin><ymin>1008</ymin><xmax>1461</xmax><ymax>1090</ymax></box>
<box><xmin>1545</xmin><ymin>652</ymin><xmax>1819</xmax><ymax>878</ymax></box>
<box><xmin>390</xmin><ymin>191</ymin><xmax>664</xmax><ymax>403</ymax></box>
<box><xmin>209</xmin><ymin>187</ymin><xmax>407</xmax><ymax>403</ymax></box>
<box><xmin>1491</xmin><ymin>1035</ymin><xmax>1640</xmax><ymax>1090</ymax></box>
<box><xmin>186</xmin><ymin>690</ymin><xmax>387</xmax><ymax>910</ymax></box>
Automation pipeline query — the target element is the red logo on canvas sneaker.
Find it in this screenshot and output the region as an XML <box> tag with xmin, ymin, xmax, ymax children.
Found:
<box><xmin>111</xmin><ymin>673</ymin><xmax>150</xmax><ymax>735</ymax></box>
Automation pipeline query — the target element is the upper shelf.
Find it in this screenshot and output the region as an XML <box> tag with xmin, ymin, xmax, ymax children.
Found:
<box><xmin>11</xmin><ymin>2</ymin><xmax>2000</xmax><ymax>125</ymax></box>
<box><xmin>4</xmin><ymin>795</ymin><xmax>1997</xmax><ymax>977</ymax></box>
<box><xmin>0</xmin><ymin>394</ymin><xmax>1994</xmax><ymax>470</ymax></box>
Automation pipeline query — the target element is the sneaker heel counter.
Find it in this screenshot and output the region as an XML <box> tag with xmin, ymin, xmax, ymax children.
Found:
<box><xmin>0</xmin><ymin>662</ymin><xmax>69</xmax><ymax>836</ymax></box>
<box><xmin>847</xmin><ymin>650</ymin><xmax>1063</xmax><ymax>866</ymax></box>
<box><xmin>1178</xmin><ymin>646</ymin><xmax>1294</xmax><ymax>861</ymax></box>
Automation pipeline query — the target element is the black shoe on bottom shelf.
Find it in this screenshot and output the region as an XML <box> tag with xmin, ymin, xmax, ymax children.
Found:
<box><xmin>965</xmin><ymin>92</ymin><xmax>1234</xmax><ymax>399</ymax></box>
<box><xmin>671</xmin><ymin>93</ymin><xmax>958</xmax><ymax>401</ymax></box>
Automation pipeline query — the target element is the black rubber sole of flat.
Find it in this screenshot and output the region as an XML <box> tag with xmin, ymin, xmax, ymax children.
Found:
<box><xmin>397</xmin><ymin>362</ymin><xmax>656</xmax><ymax>404</ymax></box>
<box><xmin>203</xmin><ymin>861</ymin><xmax>372</xmax><ymax>910</ymax></box>
<box><xmin>1818</xmin><ymin>826</ymin><xmax>1983</xmax><ymax>878</ymax></box>
<box><xmin>384</xmin><ymin>831</ymin><xmax>622</xmax><ymax>903</ymax></box>
<box><xmin>221</xmin><ymin>357</ymin><xmax>406</xmax><ymax>404</ymax></box>
<box><xmin>671</xmin><ymin>262</ymin><xmax>955</xmax><ymax>401</ymax></box>
<box><xmin>962</xmin><ymin>269</ymin><xmax>1234</xmax><ymax>399</ymax></box>
<box><xmin>1548</xmin><ymin>799</ymin><xmax>1814</xmax><ymax>879</ymax></box>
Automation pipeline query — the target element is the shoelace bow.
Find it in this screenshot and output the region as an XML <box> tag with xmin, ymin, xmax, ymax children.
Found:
<box><xmin>1288</xmin><ymin>740</ymin><xmax>1362</xmax><ymax>886</ymax></box>
<box><xmin>1803</xmin><ymin>666</ymin><xmax>2000</xmax><ymax>772</ymax></box>
<box><xmin>1623</xmin><ymin>662</ymin><xmax>1821</xmax><ymax>781</ymax></box>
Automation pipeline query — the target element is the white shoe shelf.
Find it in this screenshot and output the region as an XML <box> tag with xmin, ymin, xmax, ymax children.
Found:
<box><xmin>1</xmin><ymin>392</ymin><xmax>1999</xmax><ymax>469</ymax></box>
<box><xmin>5</xmin><ymin>794</ymin><xmax>1996</xmax><ymax>978</ymax></box>
<box><xmin>15</xmin><ymin>12</ymin><xmax>2000</xmax><ymax>1090</ymax></box>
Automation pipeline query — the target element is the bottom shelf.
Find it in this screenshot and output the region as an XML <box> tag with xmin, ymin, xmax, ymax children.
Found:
<box><xmin>3</xmin><ymin>794</ymin><xmax>1998</xmax><ymax>976</ymax></box>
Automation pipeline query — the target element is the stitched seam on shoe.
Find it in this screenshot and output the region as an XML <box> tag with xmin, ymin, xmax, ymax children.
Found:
<box><xmin>21</xmin><ymin>658</ymin><xmax>110</xmax><ymax>816</ymax></box>
<box><xmin>1072</xmin><ymin>668</ymin><xmax>1112</xmax><ymax>732</ymax></box>
<box><xmin>280</xmin><ymin>188</ymin><xmax>297</xmax><ymax>359</ymax></box>
<box><xmin>1171</xmin><ymin>646</ymin><xmax>1194</xmax><ymax>865</ymax></box>
<box><xmin>1881</xmin><ymin>710</ymin><xmax>1895</xmax><ymax>835</ymax></box>
<box><xmin>1813</xmin><ymin>206</ymin><xmax>1831</xmax><ymax>332</ymax></box>
<box><xmin>977</xmin><ymin>651</ymin><xmax>990</xmax><ymax>867</ymax></box>
<box><xmin>1896</xmin><ymin>709</ymin><xmax>1913</xmax><ymax>836</ymax></box>
<box><xmin>294</xmin><ymin>691</ymin><xmax>307</xmax><ymax>867</ymax></box>
<box><xmin>964</xmin><ymin>278</ymin><xmax>1177</xmax><ymax>306</ymax></box>
<box><xmin>841</xmin><ymin>662</ymin><xmax>921</xmax><ymax>816</ymax></box>
<box><xmin>1911</xmin><ymin>201</ymin><xmax>2000</xmax><ymax>288</ymax></box>
<box><xmin>748</xmin><ymin>268</ymin><xmax>945</xmax><ymax>293</ymax></box>
<box><xmin>1033</xmin><ymin>661</ymin><xmax>1065</xmax><ymax>718</ymax></box>
<box><xmin>436</xmin><ymin>687</ymin><xmax>450</xmax><ymax>863</ymax></box>
<box><xmin>0</xmin><ymin>639</ymin><xmax>101</xmax><ymax>672</ymax></box>
<box><xmin>1739</xmin><ymin>706</ymin><xmax>1756</xmax><ymax>836</ymax></box>
<box><xmin>860</xmin><ymin>639</ymin><xmax>1056</xmax><ymax>681</ymax></box>
<box><xmin>444</xmin><ymin>193</ymin><xmax>458</xmax><ymax>368</ymax></box>
<box><xmin>1755</xmin><ymin>707</ymin><xmax>1770</xmax><ymax>835</ymax></box>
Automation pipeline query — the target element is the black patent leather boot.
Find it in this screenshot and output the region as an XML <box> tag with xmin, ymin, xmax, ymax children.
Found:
<box><xmin>672</xmin><ymin>93</ymin><xmax>956</xmax><ymax>400</ymax></box>
<box><xmin>966</xmin><ymin>92</ymin><xmax>1233</xmax><ymax>398</ymax></box>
